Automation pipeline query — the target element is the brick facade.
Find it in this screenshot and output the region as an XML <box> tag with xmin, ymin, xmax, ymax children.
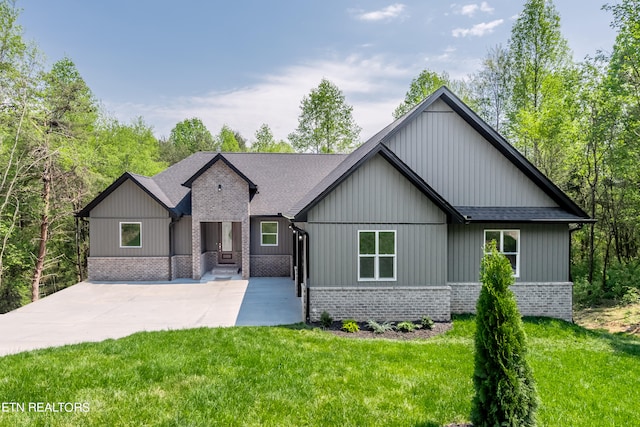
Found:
<box><xmin>88</xmin><ymin>257</ymin><xmax>170</xmax><ymax>281</ymax></box>
<box><xmin>170</xmin><ymin>255</ymin><xmax>191</xmax><ymax>280</ymax></box>
<box><xmin>250</xmin><ymin>255</ymin><xmax>292</xmax><ymax>277</ymax></box>
<box><xmin>191</xmin><ymin>160</ymin><xmax>250</xmax><ymax>279</ymax></box>
<box><xmin>308</xmin><ymin>286</ymin><xmax>452</xmax><ymax>322</ymax></box>
<box><xmin>450</xmin><ymin>282</ymin><xmax>573</xmax><ymax>321</ymax></box>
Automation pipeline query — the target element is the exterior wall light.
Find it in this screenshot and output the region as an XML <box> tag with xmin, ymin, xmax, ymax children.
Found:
<box><xmin>218</xmin><ymin>184</ymin><xmax>222</xmax><ymax>192</ymax></box>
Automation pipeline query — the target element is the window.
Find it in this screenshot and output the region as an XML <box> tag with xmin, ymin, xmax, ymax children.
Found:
<box><xmin>261</xmin><ymin>221</ymin><xmax>278</xmax><ymax>246</ymax></box>
<box><xmin>484</xmin><ymin>229</ymin><xmax>520</xmax><ymax>277</ymax></box>
<box><xmin>358</xmin><ymin>230</ymin><xmax>396</xmax><ymax>281</ymax></box>
<box><xmin>120</xmin><ymin>222</ymin><xmax>141</xmax><ymax>248</ymax></box>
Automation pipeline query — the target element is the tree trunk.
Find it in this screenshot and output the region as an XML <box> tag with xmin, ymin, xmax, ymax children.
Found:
<box><xmin>31</xmin><ymin>159</ymin><xmax>51</xmax><ymax>302</ymax></box>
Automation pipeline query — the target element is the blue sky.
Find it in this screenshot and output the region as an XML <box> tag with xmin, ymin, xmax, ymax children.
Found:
<box><xmin>20</xmin><ymin>1</ymin><xmax>617</xmax><ymax>142</ymax></box>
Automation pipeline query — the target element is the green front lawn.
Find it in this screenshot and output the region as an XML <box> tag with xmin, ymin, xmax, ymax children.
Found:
<box><xmin>0</xmin><ymin>317</ymin><xmax>638</xmax><ymax>426</ymax></box>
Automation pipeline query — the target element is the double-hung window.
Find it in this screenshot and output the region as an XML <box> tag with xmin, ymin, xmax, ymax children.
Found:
<box><xmin>120</xmin><ymin>222</ymin><xmax>142</xmax><ymax>248</ymax></box>
<box><xmin>261</xmin><ymin>221</ymin><xmax>278</xmax><ymax>246</ymax></box>
<box><xmin>358</xmin><ymin>230</ymin><xmax>396</xmax><ymax>281</ymax></box>
<box><xmin>484</xmin><ymin>229</ymin><xmax>520</xmax><ymax>277</ymax></box>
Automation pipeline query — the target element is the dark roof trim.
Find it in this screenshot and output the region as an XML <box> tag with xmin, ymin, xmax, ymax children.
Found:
<box><xmin>182</xmin><ymin>153</ymin><xmax>258</xmax><ymax>199</ymax></box>
<box><xmin>434</xmin><ymin>88</ymin><xmax>590</xmax><ymax>219</ymax></box>
<box><xmin>76</xmin><ymin>172</ymin><xmax>179</xmax><ymax>218</ymax></box>
<box><xmin>358</xmin><ymin>86</ymin><xmax>589</xmax><ymax>220</ymax></box>
<box><xmin>293</xmin><ymin>144</ymin><xmax>466</xmax><ymax>223</ymax></box>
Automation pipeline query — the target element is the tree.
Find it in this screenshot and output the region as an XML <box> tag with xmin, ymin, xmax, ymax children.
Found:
<box><xmin>393</xmin><ymin>69</ymin><xmax>473</xmax><ymax>119</ymax></box>
<box><xmin>288</xmin><ymin>78</ymin><xmax>360</xmax><ymax>153</ymax></box>
<box><xmin>506</xmin><ymin>0</ymin><xmax>576</xmax><ymax>183</ymax></box>
<box><xmin>472</xmin><ymin>242</ymin><xmax>538</xmax><ymax>427</ymax></box>
<box><xmin>217</xmin><ymin>125</ymin><xmax>242</xmax><ymax>152</ymax></box>
<box><xmin>470</xmin><ymin>45</ymin><xmax>513</xmax><ymax>133</ymax></box>
<box><xmin>160</xmin><ymin>117</ymin><xmax>214</xmax><ymax>164</ymax></box>
<box><xmin>30</xmin><ymin>57</ymin><xmax>98</xmax><ymax>301</ymax></box>
<box><xmin>251</xmin><ymin>123</ymin><xmax>293</xmax><ymax>153</ymax></box>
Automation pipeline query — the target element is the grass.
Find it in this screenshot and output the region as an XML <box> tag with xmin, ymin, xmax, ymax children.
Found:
<box><xmin>0</xmin><ymin>316</ymin><xmax>638</xmax><ymax>426</ymax></box>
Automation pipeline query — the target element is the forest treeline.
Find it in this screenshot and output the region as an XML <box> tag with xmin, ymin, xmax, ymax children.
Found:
<box><xmin>1</xmin><ymin>0</ymin><xmax>639</xmax><ymax>311</ymax></box>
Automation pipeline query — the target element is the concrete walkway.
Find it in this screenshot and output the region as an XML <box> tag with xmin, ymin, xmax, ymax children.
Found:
<box><xmin>0</xmin><ymin>277</ymin><xmax>301</xmax><ymax>356</ymax></box>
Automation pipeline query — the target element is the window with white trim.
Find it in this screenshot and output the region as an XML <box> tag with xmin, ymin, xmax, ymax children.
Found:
<box><xmin>261</xmin><ymin>221</ymin><xmax>278</xmax><ymax>246</ymax></box>
<box><xmin>358</xmin><ymin>230</ymin><xmax>396</xmax><ymax>281</ymax></box>
<box><xmin>120</xmin><ymin>222</ymin><xmax>142</xmax><ymax>248</ymax></box>
<box><xmin>484</xmin><ymin>229</ymin><xmax>520</xmax><ymax>277</ymax></box>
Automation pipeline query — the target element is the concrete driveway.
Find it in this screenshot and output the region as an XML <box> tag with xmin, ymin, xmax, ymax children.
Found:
<box><xmin>0</xmin><ymin>277</ymin><xmax>302</xmax><ymax>356</ymax></box>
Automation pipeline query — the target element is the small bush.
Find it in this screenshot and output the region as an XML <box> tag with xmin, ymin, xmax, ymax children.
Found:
<box><xmin>320</xmin><ymin>311</ymin><xmax>333</xmax><ymax>328</ymax></box>
<box><xmin>621</xmin><ymin>287</ymin><xmax>640</xmax><ymax>305</ymax></box>
<box><xmin>421</xmin><ymin>315</ymin><xmax>435</xmax><ymax>330</ymax></box>
<box><xmin>472</xmin><ymin>241</ymin><xmax>538</xmax><ymax>426</ymax></box>
<box><xmin>396</xmin><ymin>321</ymin><xmax>421</xmax><ymax>333</ymax></box>
<box><xmin>341</xmin><ymin>319</ymin><xmax>360</xmax><ymax>333</ymax></box>
<box><xmin>367</xmin><ymin>320</ymin><xmax>395</xmax><ymax>334</ymax></box>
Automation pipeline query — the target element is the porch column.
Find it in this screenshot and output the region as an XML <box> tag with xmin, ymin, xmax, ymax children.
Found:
<box><xmin>191</xmin><ymin>220</ymin><xmax>201</xmax><ymax>280</ymax></box>
<box><xmin>242</xmin><ymin>216</ymin><xmax>250</xmax><ymax>279</ymax></box>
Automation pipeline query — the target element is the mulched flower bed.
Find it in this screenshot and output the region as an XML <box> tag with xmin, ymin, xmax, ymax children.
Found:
<box><xmin>310</xmin><ymin>320</ymin><xmax>453</xmax><ymax>341</ymax></box>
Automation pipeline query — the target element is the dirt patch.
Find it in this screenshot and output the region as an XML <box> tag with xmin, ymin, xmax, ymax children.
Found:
<box><xmin>310</xmin><ymin>320</ymin><xmax>452</xmax><ymax>341</ymax></box>
<box><xmin>574</xmin><ymin>300</ymin><xmax>640</xmax><ymax>336</ymax></box>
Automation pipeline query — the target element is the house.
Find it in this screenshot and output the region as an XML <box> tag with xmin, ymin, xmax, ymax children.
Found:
<box><xmin>77</xmin><ymin>87</ymin><xmax>592</xmax><ymax>322</ymax></box>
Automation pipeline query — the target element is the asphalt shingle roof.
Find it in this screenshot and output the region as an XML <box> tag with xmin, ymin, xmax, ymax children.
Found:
<box><xmin>151</xmin><ymin>152</ymin><xmax>347</xmax><ymax>216</ymax></box>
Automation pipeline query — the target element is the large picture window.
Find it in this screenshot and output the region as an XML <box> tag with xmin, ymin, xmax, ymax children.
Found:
<box><xmin>484</xmin><ymin>229</ymin><xmax>520</xmax><ymax>277</ymax></box>
<box><xmin>120</xmin><ymin>222</ymin><xmax>142</xmax><ymax>248</ymax></box>
<box><xmin>358</xmin><ymin>230</ymin><xmax>396</xmax><ymax>281</ymax></box>
<box><xmin>261</xmin><ymin>221</ymin><xmax>278</xmax><ymax>246</ymax></box>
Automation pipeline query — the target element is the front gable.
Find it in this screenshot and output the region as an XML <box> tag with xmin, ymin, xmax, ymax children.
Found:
<box><xmin>385</xmin><ymin>98</ymin><xmax>559</xmax><ymax>207</ymax></box>
<box><xmin>87</xmin><ymin>178</ymin><xmax>170</xmax><ymax>219</ymax></box>
<box><xmin>308</xmin><ymin>152</ymin><xmax>448</xmax><ymax>224</ymax></box>
<box><xmin>189</xmin><ymin>158</ymin><xmax>250</xmax><ymax>222</ymax></box>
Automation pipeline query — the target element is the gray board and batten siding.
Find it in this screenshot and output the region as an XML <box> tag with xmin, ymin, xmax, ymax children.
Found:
<box><xmin>89</xmin><ymin>179</ymin><xmax>170</xmax><ymax>257</ymax></box>
<box><xmin>250</xmin><ymin>217</ymin><xmax>294</xmax><ymax>255</ymax></box>
<box><xmin>447</xmin><ymin>223</ymin><xmax>570</xmax><ymax>283</ymax></box>
<box><xmin>306</xmin><ymin>153</ymin><xmax>447</xmax><ymax>287</ymax></box>
<box><xmin>386</xmin><ymin>98</ymin><xmax>559</xmax><ymax>208</ymax></box>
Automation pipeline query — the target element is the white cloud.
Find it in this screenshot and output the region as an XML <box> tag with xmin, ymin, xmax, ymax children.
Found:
<box><xmin>456</xmin><ymin>2</ymin><xmax>494</xmax><ymax>17</ymax></box>
<box><xmin>104</xmin><ymin>55</ymin><xmax>411</xmax><ymax>143</ymax></box>
<box><xmin>356</xmin><ymin>4</ymin><xmax>406</xmax><ymax>21</ymax></box>
<box><xmin>452</xmin><ymin>19</ymin><xmax>504</xmax><ymax>37</ymax></box>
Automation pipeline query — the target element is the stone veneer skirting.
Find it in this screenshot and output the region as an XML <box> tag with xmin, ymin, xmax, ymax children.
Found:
<box><xmin>250</xmin><ymin>255</ymin><xmax>292</xmax><ymax>277</ymax></box>
<box><xmin>308</xmin><ymin>286</ymin><xmax>452</xmax><ymax>322</ymax></box>
<box><xmin>450</xmin><ymin>282</ymin><xmax>573</xmax><ymax>322</ymax></box>
<box><xmin>88</xmin><ymin>257</ymin><xmax>170</xmax><ymax>281</ymax></box>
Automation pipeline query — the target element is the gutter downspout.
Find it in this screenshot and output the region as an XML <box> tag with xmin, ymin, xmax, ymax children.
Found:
<box><xmin>290</xmin><ymin>222</ymin><xmax>310</xmax><ymax>322</ymax></box>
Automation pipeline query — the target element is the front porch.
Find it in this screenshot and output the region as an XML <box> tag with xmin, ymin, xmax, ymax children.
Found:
<box><xmin>193</xmin><ymin>220</ymin><xmax>249</xmax><ymax>280</ymax></box>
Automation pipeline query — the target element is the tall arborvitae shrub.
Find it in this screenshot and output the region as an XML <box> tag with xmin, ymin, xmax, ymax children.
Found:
<box><xmin>471</xmin><ymin>241</ymin><xmax>538</xmax><ymax>427</ymax></box>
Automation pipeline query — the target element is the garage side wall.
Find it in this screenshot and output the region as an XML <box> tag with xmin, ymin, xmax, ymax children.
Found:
<box><xmin>88</xmin><ymin>179</ymin><xmax>171</xmax><ymax>281</ymax></box>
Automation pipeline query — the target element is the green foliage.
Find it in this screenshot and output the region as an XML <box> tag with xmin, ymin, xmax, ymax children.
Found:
<box><xmin>319</xmin><ymin>311</ymin><xmax>333</xmax><ymax>328</ymax></box>
<box><xmin>160</xmin><ymin>117</ymin><xmax>215</xmax><ymax>164</ymax></box>
<box><xmin>366</xmin><ymin>320</ymin><xmax>395</xmax><ymax>334</ymax></box>
<box><xmin>472</xmin><ymin>242</ymin><xmax>538</xmax><ymax>427</ymax></box>
<box><xmin>288</xmin><ymin>78</ymin><xmax>361</xmax><ymax>153</ymax></box>
<box><xmin>621</xmin><ymin>287</ymin><xmax>640</xmax><ymax>305</ymax></box>
<box><xmin>394</xmin><ymin>69</ymin><xmax>474</xmax><ymax>119</ymax></box>
<box><xmin>218</xmin><ymin>125</ymin><xmax>242</xmax><ymax>152</ymax></box>
<box><xmin>396</xmin><ymin>321</ymin><xmax>420</xmax><ymax>333</ymax></box>
<box><xmin>421</xmin><ymin>315</ymin><xmax>435</xmax><ymax>330</ymax></box>
<box><xmin>252</xmin><ymin>123</ymin><xmax>294</xmax><ymax>152</ymax></box>
<box><xmin>341</xmin><ymin>319</ymin><xmax>360</xmax><ymax>333</ymax></box>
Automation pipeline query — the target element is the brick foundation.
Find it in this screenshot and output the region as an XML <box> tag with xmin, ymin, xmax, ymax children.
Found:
<box><xmin>450</xmin><ymin>282</ymin><xmax>573</xmax><ymax>321</ymax></box>
<box><xmin>308</xmin><ymin>286</ymin><xmax>451</xmax><ymax>322</ymax></box>
<box><xmin>171</xmin><ymin>255</ymin><xmax>192</xmax><ymax>279</ymax></box>
<box><xmin>250</xmin><ymin>255</ymin><xmax>292</xmax><ymax>277</ymax></box>
<box><xmin>88</xmin><ymin>257</ymin><xmax>170</xmax><ymax>281</ymax></box>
